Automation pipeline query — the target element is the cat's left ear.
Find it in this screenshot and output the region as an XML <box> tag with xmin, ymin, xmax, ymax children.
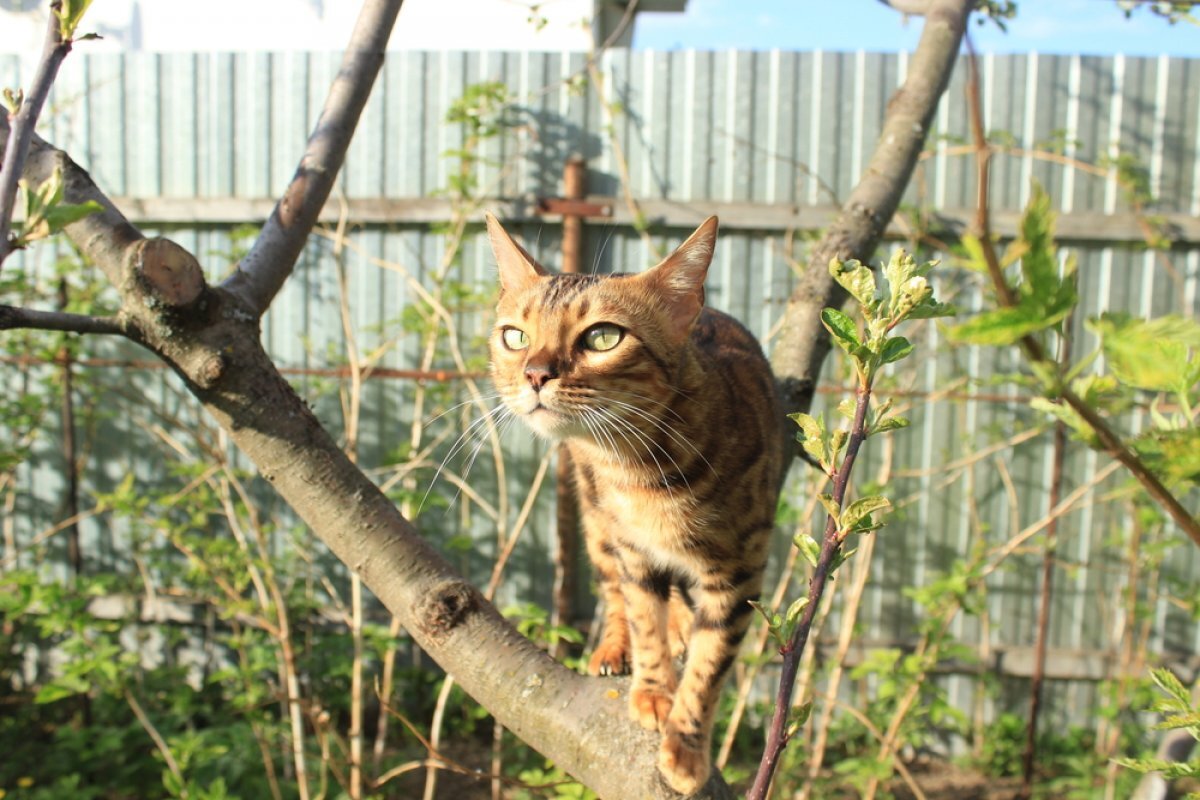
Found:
<box><xmin>486</xmin><ymin>212</ymin><xmax>548</xmax><ymax>295</ymax></box>
<box><xmin>642</xmin><ymin>215</ymin><xmax>718</xmax><ymax>336</ymax></box>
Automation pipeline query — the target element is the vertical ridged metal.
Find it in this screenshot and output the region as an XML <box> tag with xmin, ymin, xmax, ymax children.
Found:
<box><xmin>2</xmin><ymin>50</ymin><xmax>1199</xmax><ymax>727</ymax></box>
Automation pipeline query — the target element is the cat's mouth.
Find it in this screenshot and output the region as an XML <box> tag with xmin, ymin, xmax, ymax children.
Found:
<box><xmin>521</xmin><ymin>400</ymin><xmax>586</xmax><ymax>440</ymax></box>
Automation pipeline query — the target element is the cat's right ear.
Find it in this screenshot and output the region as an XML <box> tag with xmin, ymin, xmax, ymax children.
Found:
<box><xmin>486</xmin><ymin>212</ymin><xmax>547</xmax><ymax>295</ymax></box>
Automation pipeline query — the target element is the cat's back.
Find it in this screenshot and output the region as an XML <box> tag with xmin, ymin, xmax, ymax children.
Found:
<box><xmin>689</xmin><ymin>308</ymin><xmax>781</xmax><ymax>423</ymax></box>
<box><xmin>682</xmin><ymin>307</ymin><xmax>785</xmax><ymax>488</ymax></box>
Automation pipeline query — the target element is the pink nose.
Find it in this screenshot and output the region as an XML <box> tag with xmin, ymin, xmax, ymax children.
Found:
<box><xmin>525</xmin><ymin>365</ymin><xmax>552</xmax><ymax>390</ymax></box>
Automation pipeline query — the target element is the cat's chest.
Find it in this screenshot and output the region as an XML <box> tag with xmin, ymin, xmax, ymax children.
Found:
<box><xmin>571</xmin><ymin>447</ymin><xmax>709</xmax><ymax>558</ymax></box>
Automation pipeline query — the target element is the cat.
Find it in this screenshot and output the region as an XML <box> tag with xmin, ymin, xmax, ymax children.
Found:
<box><xmin>485</xmin><ymin>212</ymin><xmax>784</xmax><ymax>795</ymax></box>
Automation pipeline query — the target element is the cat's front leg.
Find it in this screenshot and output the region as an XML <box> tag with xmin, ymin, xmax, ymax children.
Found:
<box><xmin>658</xmin><ymin>579</ymin><xmax>759</xmax><ymax>795</ymax></box>
<box><xmin>619</xmin><ymin>562</ymin><xmax>676</xmax><ymax>731</ymax></box>
<box><xmin>581</xmin><ymin>522</ymin><xmax>631</xmax><ymax>676</ymax></box>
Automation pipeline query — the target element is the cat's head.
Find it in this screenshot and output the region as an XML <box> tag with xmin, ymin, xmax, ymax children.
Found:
<box><xmin>486</xmin><ymin>213</ymin><xmax>718</xmax><ymax>442</ymax></box>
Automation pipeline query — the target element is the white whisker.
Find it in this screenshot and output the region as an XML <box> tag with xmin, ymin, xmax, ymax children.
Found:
<box><xmin>595</xmin><ymin>396</ymin><xmax>715</xmax><ymax>479</ymax></box>
<box><xmin>418</xmin><ymin>403</ymin><xmax>509</xmax><ymax>516</ymax></box>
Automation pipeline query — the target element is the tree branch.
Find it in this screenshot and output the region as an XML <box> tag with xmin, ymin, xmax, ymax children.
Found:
<box><xmin>0</xmin><ymin>304</ymin><xmax>127</xmax><ymax>336</ymax></box>
<box><xmin>220</xmin><ymin>0</ymin><xmax>403</xmax><ymax>317</ymax></box>
<box><xmin>770</xmin><ymin>0</ymin><xmax>972</xmax><ymax>426</ymax></box>
<box><xmin>0</xmin><ymin>2</ymin><xmax>73</xmax><ymax>268</ymax></box>
<box><xmin>0</xmin><ymin>118</ymin><xmax>145</xmax><ymax>288</ymax></box>
<box><xmin>0</xmin><ymin>7</ymin><xmax>730</xmax><ymax>796</ymax></box>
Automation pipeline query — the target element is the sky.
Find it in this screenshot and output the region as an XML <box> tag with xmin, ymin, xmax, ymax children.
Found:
<box><xmin>0</xmin><ymin>0</ymin><xmax>1197</xmax><ymax>56</ymax></box>
<box><xmin>633</xmin><ymin>0</ymin><xmax>1200</xmax><ymax>57</ymax></box>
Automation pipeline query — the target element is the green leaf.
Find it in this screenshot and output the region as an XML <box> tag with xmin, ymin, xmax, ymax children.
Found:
<box><xmin>1089</xmin><ymin>312</ymin><xmax>1200</xmax><ymax>393</ymax></box>
<box><xmin>1016</xmin><ymin>183</ymin><xmax>1062</xmax><ymax>298</ymax></box>
<box><xmin>830</xmin><ymin>545</ymin><xmax>857</xmax><ymax>572</ymax></box>
<box><xmin>1131</xmin><ymin>427</ymin><xmax>1200</xmax><ymax>487</ymax></box>
<box><xmin>957</xmin><ymin>233</ymin><xmax>992</xmax><ymax>273</ymax></box>
<box><xmin>817</xmin><ymin>493</ymin><xmax>841</xmax><ymax>525</ymax></box>
<box><xmin>871</xmin><ymin>415</ymin><xmax>910</xmax><ymax>435</ymax></box>
<box><xmin>904</xmin><ymin>299</ymin><xmax>957</xmax><ymax>321</ymax></box>
<box><xmin>793</xmin><ymin>533</ymin><xmax>821</xmax><ymax>568</ymax></box>
<box><xmin>785</xmin><ymin>701</ymin><xmax>814</xmax><ymax>738</ymax></box>
<box><xmin>1029</xmin><ymin>397</ymin><xmax>1098</xmax><ymax>445</ymax></box>
<box><xmin>784</xmin><ymin>596</ymin><xmax>810</xmax><ymax>626</ymax></box>
<box><xmin>829</xmin><ymin>257</ymin><xmax>877</xmax><ymax>309</ymax></box>
<box><xmin>57</xmin><ymin>0</ymin><xmax>95</xmax><ymax>40</ymax></box>
<box><xmin>841</xmin><ymin>496</ymin><xmax>891</xmax><ymax>532</ymax></box>
<box><xmin>879</xmin><ymin>336</ymin><xmax>913</xmax><ymax>365</ymax></box>
<box><xmin>946</xmin><ymin>304</ymin><xmax>1062</xmax><ymax>346</ymax></box>
<box><xmin>836</xmin><ymin>396</ymin><xmax>857</xmax><ymax>420</ymax></box>
<box><xmin>789</xmin><ymin>412</ymin><xmax>829</xmax><ymax>468</ymax></box>
<box><xmin>35</xmin><ymin>675</ymin><xmax>90</xmax><ymax>704</ymax></box>
<box><xmin>830</xmin><ymin>428</ymin><xmax>848</xmax><ymax>459</ymax></box>
<box><xmin>43</xmin><ymin>200</ymin><xmax>103</xmax><ymax>234</ymax></box>
<box><xmin>821</xmin><ymin>307</ymin><xmax>862</xmax><ymax>349</ymax></box>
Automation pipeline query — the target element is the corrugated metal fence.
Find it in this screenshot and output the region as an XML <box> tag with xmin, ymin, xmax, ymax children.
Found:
<box><xmin>3</xmin><ymin>48</ymin><xmax>1199</xmax><ymax>730</ymax></box>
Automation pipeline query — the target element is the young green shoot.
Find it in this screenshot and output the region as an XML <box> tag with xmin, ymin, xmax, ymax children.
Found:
<box><xmin>747</xmin><ymin>250</ymin><xmax>953</xmax><ymax>800</ymax></box>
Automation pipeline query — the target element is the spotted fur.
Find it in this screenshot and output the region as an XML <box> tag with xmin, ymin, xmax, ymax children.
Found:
<box><xmin>486</xmin><ymin>213</ymin><xmax>784</xmax><ymax>795</ymax></box>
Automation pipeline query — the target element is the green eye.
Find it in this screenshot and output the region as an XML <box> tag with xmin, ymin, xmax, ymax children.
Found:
<box><xmin>583</xmin><ymin>324</ymin><xmax>623</xmax><ymax>352</ymax></box>
<box><xmin>502</xmin><ymin>328</ymin><xmax>529</xmax><ymax>351</ymax></box>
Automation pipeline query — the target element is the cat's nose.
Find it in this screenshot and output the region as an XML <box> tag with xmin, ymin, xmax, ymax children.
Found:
<box><xmin>524</xmin><ymin>364</ymin><xmax>554</xmax><ymax>391</ymax></box>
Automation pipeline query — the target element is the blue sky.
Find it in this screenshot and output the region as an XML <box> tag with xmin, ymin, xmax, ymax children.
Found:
<box><xmin>633</xmin><ymin>0</ymin><xmax>1200</xmax><ymax>57</ymax></box>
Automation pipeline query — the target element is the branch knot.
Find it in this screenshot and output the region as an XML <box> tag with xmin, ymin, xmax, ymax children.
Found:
<box><xmin>415</xmin><ymin>580</ymin><xmax>480</xmax><ymax>641</ymax></box>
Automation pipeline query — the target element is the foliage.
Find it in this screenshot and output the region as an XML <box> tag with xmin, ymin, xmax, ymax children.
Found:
<box><xmin>1117</xmin><ymin>668</ymin><xmax>1200</xmax><ymax>792</ymax></box>
<box><xmin>14</xmin><ymin>168</ymin><xmax>102</xmax><ymax>249</ymax></box>
<box><xmin>748</xmin><ymin>250</ymin><xmax>953</xmax><ymax>798</ymax></box>
<box><xmin>950</xmin><ymin>182</ymin><xmax>1200</xmax><ymax>497</ymax></box>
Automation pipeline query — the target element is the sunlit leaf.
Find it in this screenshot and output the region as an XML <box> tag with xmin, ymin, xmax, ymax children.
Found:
<box><xmin>829</xmin><ymin>257</ymin><xmax>876</xmax><ymax>310</ymax></box>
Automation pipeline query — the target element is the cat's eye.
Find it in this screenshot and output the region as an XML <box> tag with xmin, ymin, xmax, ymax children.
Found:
<box><xmin>583</xmin><ymin>324</ymin><xmax>623</xmax><ymax>352</ymax></box>
<box><xmin>501</xmin><ymin>327</ymin><xmax>529</xmax><ymax>351</ymax></box>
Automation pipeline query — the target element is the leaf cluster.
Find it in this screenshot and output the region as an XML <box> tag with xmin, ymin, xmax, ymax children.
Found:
<box><xmin>950</xmin><ymin>182</ymin><xmax>1200</xmax><ymax>493</ymax></box>
<box><xmin>1116</xmin><ymin>668</ymin><xmax>1200</xmax><ymax>791</ymax></box>
<box><xmin>15</xmin><ymin>166</ymin><xmax>102</xmax><ymax>250</ymax></box>
<box><xmin>948</xmin><ymin>184</ymin><xmax>1076</xmax><ymax>349</ymax></box>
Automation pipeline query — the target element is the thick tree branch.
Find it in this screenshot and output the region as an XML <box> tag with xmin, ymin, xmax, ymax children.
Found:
<box><xmin>221</xmin><ymin>0</ymin><xmax>403</xmax><ymax>317</ymax></box>
<box><xmin>0</xmin><ymin>118</ymin><xmax>145</xmax><ymax>288</ymax></box>
<box><xmin>0</xmin><ymin>305</ymin><xmax>127</xmax><ymax>336</ymax></box>
<box><xmin>0</xmin><ymin>3</ymin><xmax>72</xmax><ymax>268</ymax></box>
<box><xmin>0</xmin><ymin>19</ymin><xmax>729</xmax><ymax>800</ymax></box>
<box><xmin>770</xmin><ymin>0</ymin><xmax>971</xmax><ymax>427</ymax></box>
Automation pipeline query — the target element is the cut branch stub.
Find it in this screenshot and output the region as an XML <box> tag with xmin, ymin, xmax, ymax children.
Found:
<box><xmin>132</xmin><ymin>237</ymin><xmax>206</xmax><ymax>310</ymax></box>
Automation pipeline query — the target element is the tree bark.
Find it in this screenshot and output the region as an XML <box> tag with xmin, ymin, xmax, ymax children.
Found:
<box><xmin>770</xmin><ymin>0</ymin><xmax>971</xmax><ymax>423</ymax></box>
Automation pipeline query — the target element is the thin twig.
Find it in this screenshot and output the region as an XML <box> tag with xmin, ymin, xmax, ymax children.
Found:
<box><xmin>0</xmin><ymin>3</ymin><xmax>74</xmax><ymax>268</ymax></box>
<box><xmin>222</xmin><ymin>0</ymin><xmax>402</xmax><ymax>315</ymax></box>
<box><xmin>0</xmin><ymin>304</ymin><xmax>127</xmax><ymax>335</ymax></box>
<box><xmin>124</xmin><ymin>689</ymin><xmax>187</xmax><ymax>798</ymax></box>
<box><xmin>748</xmin><ymin>385</ymin><xmax>874</xmax><ymax>800</ymax></box>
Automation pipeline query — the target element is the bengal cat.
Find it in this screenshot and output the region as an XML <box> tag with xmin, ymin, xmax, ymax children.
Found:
<box><xmin>486</xmin><ymin>213</ymin><xmax>784</xmax><ymax>795</ymax></box>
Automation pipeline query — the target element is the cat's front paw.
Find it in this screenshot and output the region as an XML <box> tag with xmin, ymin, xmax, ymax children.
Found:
<box><xmin>587</xmin><ymin>642</ymin><xmax>629</xmax><ymax>676</ymax></box>
<box><xmin>658</xmin><ymin>728</ymin><xmax>710</xmax><ymax>796</ymax></box>
<box><xmin>629</xmin><ymin>687</ymin><xmax>673</xmax><ymax>732</ymax></box>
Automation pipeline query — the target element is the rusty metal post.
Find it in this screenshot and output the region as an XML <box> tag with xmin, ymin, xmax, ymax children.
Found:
<box><xmin>561</xmin><ymin>155</ymin><xmax>586</xmax><ymax>274</ymax></box>
<box><xmin>551</xmin><ymin>155</ymin><xmax>586</xmax><ymax>653</ymax></box>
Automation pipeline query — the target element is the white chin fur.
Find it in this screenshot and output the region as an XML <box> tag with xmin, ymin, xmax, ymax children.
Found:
<box><xmin>524</xmin><ymin>408</ymin><xmax>587</xmax><ymax>440</ymax></box>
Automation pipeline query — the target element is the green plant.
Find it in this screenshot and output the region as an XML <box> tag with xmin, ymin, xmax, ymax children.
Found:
<box><xmin>1117</xmin><ymin>668</ymin><xmax>1200</xmax><ymax>795</ymax></box>
<box><xmin>748</xmin><ymin>249</ymin><xmax>954</xmax><ymax>799</ymax></box>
